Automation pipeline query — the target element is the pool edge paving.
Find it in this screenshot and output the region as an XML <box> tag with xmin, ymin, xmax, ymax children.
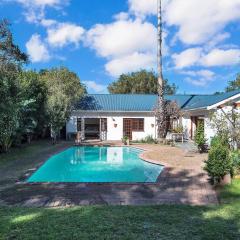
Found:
<box><xmin>0</xmin><ymin>142</ymin><xmax>219</xmax><ymax>207</ymax></box>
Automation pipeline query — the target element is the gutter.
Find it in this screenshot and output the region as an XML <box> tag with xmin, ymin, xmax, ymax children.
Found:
<box><xmin>207</xmin><ymin>93</ymin><xmax>240</xmax><ymax>110</ymax></box>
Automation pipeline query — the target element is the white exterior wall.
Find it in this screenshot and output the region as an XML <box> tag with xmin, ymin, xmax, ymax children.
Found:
<box><xmin>66</xmin><ymin>111</ymin><xmax>157</xmax><ymax>141</ymax></box>
<box><xmin>204</xmin><ymin>116</ymin><xmax>216</xmax><ymax>144</ymax></box>
<box><xmin>132</xmin><ymin>116</ymin><xmax>156</xmax><ymax>140</ymax></box>
<box><xmin>106</xmin><ymin>117</ymin><xmax>123</xmax><ymax>141</ymax></box>
<box><xmin>107</xmin><ymin>116</ymin><xmax>156</xmax><ymax>141</ymax></box>
<box><xmin>182</xmin><ymin>116</ymin><xmax>191</xmax><ymax>140</ymax></box>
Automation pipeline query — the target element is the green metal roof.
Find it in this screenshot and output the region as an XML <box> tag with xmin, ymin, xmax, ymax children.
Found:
<box><xmin>75</xmin><ymin>90</ymin><xmax>240</xmax><ymax>112</ymax></box>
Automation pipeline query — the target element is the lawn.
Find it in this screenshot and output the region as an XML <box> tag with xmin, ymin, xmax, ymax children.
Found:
<box><xmin>0</xmin><ymin>197</ymin><xmax>240</xmax><ymax>240</ymax></box>
<box><xmin>0</xmin><ymin>140</ymin><xmax>71</xmax><ymax>190</ymax></box>
<box><xmin>0</xmin><ymin>142</ymin><xmax>240</xmax><ymax>239</ymax></box>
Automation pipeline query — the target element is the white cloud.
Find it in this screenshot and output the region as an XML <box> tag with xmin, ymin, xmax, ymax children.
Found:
<box><xmin>183</xmin><ymin>70</ymin><xmax>216</xmax><ymax>87</ymax></box>
<box><xmin>26</xmin><ymin>34</ymin><xmax>50</xmax><ymax>62</ymax></box>
<box><xmin>105</xmin><ymin>52</ymin><xmax>155</xmax><ymax>77</ymax></box>
<box><xmin>113</xmin><ymin>12</ymin><xmax>129</xmax><ymax>21</ymax></box>
<box><xmin>85</xmin><ymin>17</ymin><xmax>169</xmax><ymax>77</ymax></box>
<box><xmin>173</xmin><ymin>48</ymin><xmax>240</xmax><ymax>69</ymax></box>
<box><xmin>47</xmin><ymin>23</ymin><xmax>85</xmax><ymax>47</ymax></box>
<box><xmin>17</xmin><ymin>0</ymin><xmax>62</xmax><ymax>7</ymax></box>
<box><xmin>182</xmin><ymin>70</ymin><xmax>215</xmax><ymax>78</ymax></box>
<box><xmin>201</xmin><ymin>48</ymin><xmax>240</xmax><ymax>67</ymax></box>
<box><xmin>40</xmin><ymin>18</ymin><xmax>58</xmax><ymax>27</ymax></box>
<box><xmin>86</xmin><ymin>18</ymin><xmax>157</xmax><ymax>58</ymax></box>
<box><xmin>15</xmin><ymin>0</ymin><xmax>68</xmax><ymax>24</ymax></box>
<box><xmin>172</xmin><ymin>48</ymin><xmax>202</xmax><ymax>69</ymax></box>
<box><xmin>165</xmin><ymin>0</ymin><xmax>240</xmax><ymax>45</ymax></box>
<box><xmin>83</xmin><ymin>81</ymin><xmax>107</xmax><ymax>93</ymax></box>
<box><xmin>128</xmin><ymin>0</ymin><xmax>157</xmax><ymax>18</ymax></box>
<box><xmin>204</xmin><ymin>32</ymin><xmax>230</xmax><ymax>51</ymax></box>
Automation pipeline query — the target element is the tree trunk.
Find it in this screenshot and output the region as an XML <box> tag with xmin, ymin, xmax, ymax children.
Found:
<box><xmin>156</xmin><ymin>0</ymin><xmax>166</xmax><ymax>139</ymax></box>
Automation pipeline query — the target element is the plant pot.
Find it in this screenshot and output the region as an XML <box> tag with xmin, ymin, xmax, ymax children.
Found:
<box><xmin>220</xmin><ymin>174</ymin><xmax>232</xmax><ymax>186</ymax></box>
<box><xmin>126</xmin><ymin>139</ymin><xmax>130</xmax><ymax>145</ymax></box>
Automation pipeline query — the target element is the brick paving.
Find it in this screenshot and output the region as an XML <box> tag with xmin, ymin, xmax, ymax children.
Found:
<box><xmin>0</xmin><ymin>142</ymin><xmax>218</xmax><ymax>207</ymax></box>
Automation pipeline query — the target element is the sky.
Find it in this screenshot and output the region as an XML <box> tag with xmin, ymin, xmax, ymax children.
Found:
<box><xmin>1</xmin><ymin>0</ymin><xmax>240</xmax><ymax>94</ymax></box>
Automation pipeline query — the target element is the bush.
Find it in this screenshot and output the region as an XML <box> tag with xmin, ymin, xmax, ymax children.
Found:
<box><xmin>194</xmin><ymin>122</ymin><xmax>207</xmax><ymax>153</ymax></box>
<box><xmin>210</xmin><ymin>135</ymin><xmax>229</xmax><ymax>148</ymax></box>
<box><xmin>204</xmin><ymin>144</ymin><xmax>232</xmax><ymax>183</ymax></box>
<box><xmin>133</xmin><ymin>135</ymin><xmax>157</xmax><ymax>144</ymax></box>
<box><xmin>121</xmin><ymin>136</ymin><xmax>129</xmax><ymax>145</ymax></box>
<box><xmin>143</xmin><ymin>135</ymin><xmax>157</xmax><ymax>144</ymax></box>
<box><xmin>230</xmin><ymin>150</ymin><xmax>240</xmax><ymax>177</ymax></box>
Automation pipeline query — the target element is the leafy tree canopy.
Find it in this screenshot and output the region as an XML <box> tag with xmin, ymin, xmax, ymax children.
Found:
<box><xmin>0</xmin><ymin>19</ymin><xmax>28</xmax><ymax>152</ymax></box>
<box><xmin>40</xmin><ymin>67</ymin><xmax>86</xmax><ymax>137</ymax></box>
<box><xmin>108</xmin><ymin>70</ymin><xmax>178</xmax><ymax>95</ymax></box>
<box><xmin>0</xmin><ymin>19</ymin><xmax>28</xmax><ymax>66</ymax></box>
<box><xmin>226</xmin><ymin>74</ymin><xmax>240</xmax><ymax>92</ymax></box>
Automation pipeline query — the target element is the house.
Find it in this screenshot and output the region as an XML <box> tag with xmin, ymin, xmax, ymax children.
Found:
<box><xmin>66</xmin><ymin>90</ymin><xmax>240</xmax><ymax>142</ymax></box>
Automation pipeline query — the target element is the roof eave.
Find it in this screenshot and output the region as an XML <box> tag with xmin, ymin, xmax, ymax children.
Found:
<box><xmin>73</xmin><ymin>110</ymin><xmax>154</xmax><ymax>113</ymax></box>
<box><xmin>207</xmin><ymin>93</ymin><xmax>240</xmax><ymax>110</ymax></box>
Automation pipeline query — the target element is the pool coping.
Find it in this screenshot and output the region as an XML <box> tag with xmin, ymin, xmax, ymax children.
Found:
<box><xmin>1</xmin><ymin>142</ymin><xmax>219</xmax><ymax>207</ymax></box>
<box><xmin>16</xmin><ymin>144</ymin><xmax>166</xmax><ymax>185</ymax></box>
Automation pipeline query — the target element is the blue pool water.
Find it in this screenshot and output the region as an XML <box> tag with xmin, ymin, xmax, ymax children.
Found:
<box><xmin>27</xmin><ymin>146</ymin><xmax>163</xmax><ymax>183</ymax></box>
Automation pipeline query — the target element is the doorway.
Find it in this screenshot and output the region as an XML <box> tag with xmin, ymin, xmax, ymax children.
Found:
<box><xmin>84</xmin><ymin>118</ymin><xmax>100</xmax><ymax>140</ymax></box>
<box><xmin>123</xmin><ymin>118</ymin><xmax>132</xmax><ymax>140</ymax></box>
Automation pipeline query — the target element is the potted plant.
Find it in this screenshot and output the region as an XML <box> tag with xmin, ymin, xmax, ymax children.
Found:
<box><xmin>172</xmin><ymin>125</ymin><xmax>183</xmax><ymax>134</ymax></box>
<box><xmin>122</xmin><ymin>136</ymin><xmax>129</xmax><ymax>145</ymax></box>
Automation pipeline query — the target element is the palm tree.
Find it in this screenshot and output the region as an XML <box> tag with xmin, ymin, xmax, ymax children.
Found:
<box><xmin>156</xmin><ymin>0</ymin><xmax>166</xmax><ymax>139</ymax></box>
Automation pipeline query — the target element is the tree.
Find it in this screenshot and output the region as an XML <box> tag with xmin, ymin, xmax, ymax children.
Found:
<box><xmin>210</xmin><ymin>104</ymin><xmax>240</xmax><ymax>150</ymax></box>
<box><xmin>226</xmin><ymin>74</ymin><xmax>240</xmax><ymax>92</ymax></box>
<box><xmin>0</xmin><ymin>68</ymin><xmax>20</xmax><ymax>152</ymax></box>
<box><xmin>40</xmin><ymin>67</ymin><xmax>86</xmax><ymax>143</ymax></box>
<box><xmin>0</xmin><ymin>19</ymin><xmax>28</xmax><ymax>65</ymax></box>
<box><xmin>17</xmin><ymin>71</ymin><xmax>48</xmax><ymax>143</ymax></box>
<box><xmin>0</xmin><ymin>19</ymin><xmax>28</xmax><ymax>152</ymax></box>
<box><xmin>108</xmin><ymin>70</ymin><xmax>177</xmax><ymax>95</ymax></box>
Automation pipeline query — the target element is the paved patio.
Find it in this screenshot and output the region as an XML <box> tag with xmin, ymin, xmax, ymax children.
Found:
<box><xmin>0</xmin><ymin>141</ymin><xmax>218</xmax><ymax>207</ymax></box>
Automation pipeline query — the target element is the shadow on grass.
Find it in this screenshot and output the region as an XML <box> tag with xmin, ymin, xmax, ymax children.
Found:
<box><xmin>0</xmin><ymin>203</ymin><xmax>240</xmax><ymax>239</ymax></box>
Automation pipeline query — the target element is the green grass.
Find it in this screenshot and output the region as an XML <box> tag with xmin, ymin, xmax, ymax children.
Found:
<box><xmin>0</xmin><ymin>140</ymin><xmax>71</xmax><ymax>188</ymax></box>
<box><xmin>0</xmin><ymin>140</ymin><xmax>60</xmax><ymax>166</ymax></box>
<box><xmin>0</xmin><ymin>180</ymin><xmax>239</xmax><ymax>240</ymax></box>
<box><xmin>0</xmin><ymin>201</ymin><xmax>240</xmax><ymax>240</ymax></box>
<box><xmin>219</xmin><ymin>178</ymin><xmax>240</xmax><ymax>204</ymax></box>
<box><xmin>0</xmin><ymin>142</ymin><xmax>240</xmax><ymax>239</ymax></box>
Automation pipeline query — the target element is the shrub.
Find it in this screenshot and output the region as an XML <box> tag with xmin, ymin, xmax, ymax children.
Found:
<box><xmin>230</xmin><ymin>150</ymin><xmax>240</xmax><ymax>177</ymax></box>
<box><xmin>143</xmin><ymin>135</ymin><xmax>157</xmax><ymax>144</ymax></box>
<box><xmin>204</xmin><ymin>144</ymin><xmax>232</xmax><ymax>183</ymax></box>
<box><xmin>133</xmin><ymin>135</ymin><xmax>157</xmax><ymax>144</ymax></box>
<box><xmin>210</xmin><ymin>135</ymin><xmax>229</xmax><ymax>148</ymax></box>
<box><xmin>194</xmin><ymin>122</ymin><xmax>207</xmax><ymax>153</ymax></box>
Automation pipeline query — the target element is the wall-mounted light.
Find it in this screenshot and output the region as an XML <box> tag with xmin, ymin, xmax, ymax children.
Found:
<box><xmin>114</xmin><ymin>123</ymin><xmax>118</xmax><ymax>128</ymax></box>
<box><xmin>151</xmin><ymin>124</ymin><xmax>154</xmax><ymax>128</ymax></box>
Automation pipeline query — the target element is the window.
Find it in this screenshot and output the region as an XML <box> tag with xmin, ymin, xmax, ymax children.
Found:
<box><xmin>77</xmin><ymin>118</ymin><xmax>82</xmax><ymax>132</ymax></box>
<box><xmin>132</xmin><ymin>118</ymin><xmax>144</xmax><ymax>131</ymax></box>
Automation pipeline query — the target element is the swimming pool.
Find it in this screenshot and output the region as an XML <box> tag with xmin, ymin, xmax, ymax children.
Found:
<box><xmin>27</xmin><ymin>146</ymin><xmax>163</xmax><ymax>183</ymax></box>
